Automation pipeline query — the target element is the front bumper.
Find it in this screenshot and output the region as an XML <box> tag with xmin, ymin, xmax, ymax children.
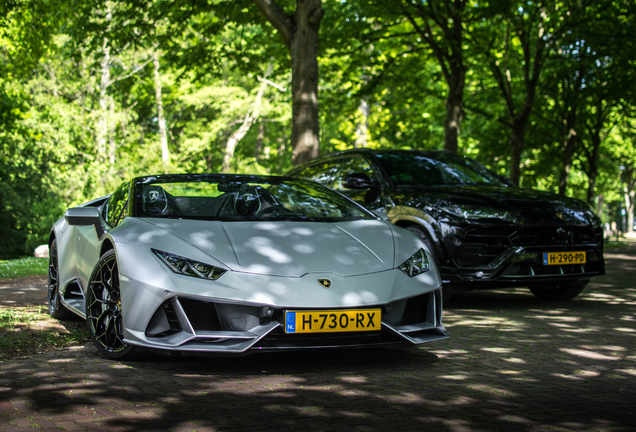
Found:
<box><xmin>123</xmin><ymin>289</ymin><xmax>448</xmax><ymax>355</ymax></box>
<box><xmin>439</xmin><ymin>224</ymin><xmax>605</xmax><ymax>288</ymax></box>
<box><xmin>115</xmin><ymin>243</ymin><xmax>448</xmax><ymax>355</ymax></box>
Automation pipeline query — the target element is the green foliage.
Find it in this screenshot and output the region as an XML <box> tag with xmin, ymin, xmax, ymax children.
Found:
<box><xmin>1</xmin><ymin>0</ymin><xmax>636</xmax><ymax>256</ymax></box>
<box><xmin>0</xmin><ymin>257</ymin><xmax>48</xmax><ymax>280</ymax></box>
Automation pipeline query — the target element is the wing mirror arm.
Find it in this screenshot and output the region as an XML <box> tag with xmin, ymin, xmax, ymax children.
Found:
<box><xmin>64</xmin><ymin>207</ymin><xmax>106</xmax><ymax>240</ymax></box>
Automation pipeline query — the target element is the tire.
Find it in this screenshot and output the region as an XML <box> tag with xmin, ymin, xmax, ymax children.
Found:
<box><xmin>529</xmin><ymin>280</ymin><xmax>589</xmax><ymax>300</ymax></box>
<box><xmin>86</xmin><ymin>249</ymin><xmax>142</xmax><ymax>360</ymax></box>
<box><xmin>405</xmin><ymin>225</ymin><xmax>452</xmax><ymax>303</ymax></box>
<box><xmin>48</xmin><ymin>239</ymin><xmax>72</xmax><ymax>319</ymax></box>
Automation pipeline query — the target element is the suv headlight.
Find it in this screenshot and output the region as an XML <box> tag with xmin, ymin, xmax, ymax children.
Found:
<box><xmin>441</xmin><ymin>204</ymin><xmax>522</xmax><ymax>224</ymax></box>
<box><xmin>152</xmin><ymin>249</ymin><xmax>226</xmax><ymax>280</ymax></box>
<box><xmin>398</xmin><ymin>248</ymin><xmax>430</xmax><ymax>277</ymax></box>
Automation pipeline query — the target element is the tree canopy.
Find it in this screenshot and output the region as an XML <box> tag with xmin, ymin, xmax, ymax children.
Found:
<box><xmin>1</xmin><ymin>0</ymin><xmax>635</xmax><ymax>258</ymax></box>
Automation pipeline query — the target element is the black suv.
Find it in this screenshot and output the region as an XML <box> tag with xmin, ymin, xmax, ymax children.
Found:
<box><xmin>287</xmin><ymin>149</ymin><xmax>605</xmax><ymax>301</ymax></box>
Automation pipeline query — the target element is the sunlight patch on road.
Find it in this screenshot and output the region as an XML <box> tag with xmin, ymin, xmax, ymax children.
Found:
<box><xmin>338</xmin><ymin>376</ymin><xmax>367</xmax><ymax>383</ymax></box>
<box><xmin>467</xmin><ymin>384</ymin><xmax>520</xmax><ymax>397</ymax></box>
<box><xmin>560</xmin><ymin>348</ymin><xmax>622</xmax><ymax>361</ymax></box>
<box><xmin>614</xmin><ymin>327</ymin><xmax>636</xmax><ymax>333</ymax></box>
<box><xmin>585</xmin><ymin>291</ymin><xmax>636</xmax><ymax>305</ymax></box>
<box><xmin>481</xmin><ymin>347</ymin><xmax>514</xmax><ymax>353</ymax></box>
<box><xmin>503</xmin><ymin>357</ymin><xmax>526</xmax><ymax>363</ymax></box>
<box><xmin>439</xmin><ymin>374</ymin><xmax>470</xmax><ymax>380</ymax></box>
<box><xmin>442</xmin><ymin>313</ymin><xmax>525</xmax><ymax>329</ymax></box>
<box><xmin>525</xmin><ymin>315</ymin><xmax>580</xmax><ymax>322</ymax></box>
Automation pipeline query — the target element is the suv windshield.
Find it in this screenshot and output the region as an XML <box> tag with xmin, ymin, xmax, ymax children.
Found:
<box><xmin>133</xmin><ymin>174</ymin><xmax>374</xmax><ymax>222</ymax></box>
<box><xmin>374</xmin><ymin>152</ymin><xmax>506</xmax><ymax>187</ymax></box>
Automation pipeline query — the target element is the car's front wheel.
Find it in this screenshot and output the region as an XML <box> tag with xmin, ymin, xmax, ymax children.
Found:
<box><xmin>86</xmin><ymin>249</ymin><xmax>142</xmax><ymax>360</ymax></box>
<box><xmin>529</xmin><ymin>281</ymin><xmax>589</xmax><ymax>300</ymax></box>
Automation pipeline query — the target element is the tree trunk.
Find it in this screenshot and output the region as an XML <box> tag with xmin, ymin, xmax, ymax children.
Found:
<box><xmin>443</xmin><ymin>67</ymin><xmax>465</xmax><ymax>153</ymax></box>
<box><xmin>508</xmin><ymin>105</ymin><xmax>533</xmax><ymax>187</ymax></box>
<box><xmin>153</xmin><ymin>48</ymin><xmax>169</xmax><ymax>167</ymax></box>
<box><xmin>624</xmin><ymin>165</ymin><xmax>635</xmax><ymax>235</ymax></box>
<box><xmin>254</xmin><ymin>123</ymin><xmax>265</xmax><ymax>161</ymax></box>
<box><xmin>221</xmin><ymin>63</ymin><xmax>273</xmax><ymax>172</ymax></box>
<box><xmin>97</xmin><ymin>36</ymin><xmax>110</xmax><ymax>162</ymax></box>
<box><xmin>355</xmin><ymin>98</ymin><xmax>369</xmax><ymax>148</ymax></box>
<box><xmin>108</xmin><ymin>95</ymin><xmax>116</xmax><ymax>165</ymax></box>
<box><xmin>252</xmin><ymin>0</ymin><xmax>324</xmax><ymax>167</ymax></box>
<box><xmin>558</xmin><ymin>114</ymin><xmax>577</xmax><ymax>195</ymax></box>
<box><xmin>586</xmin><ymin>132</ymin><xmax>601</xmax><ymax>205</ymax></box>
<box><xmin>401</xmin><ymin>1</ymin><xmax>466</xmax><ymax>154</ymax></box>
<box><xmin>290</xmin><ymin>0</ymin><xmax>322</xmax><ymax>165</ymax></box>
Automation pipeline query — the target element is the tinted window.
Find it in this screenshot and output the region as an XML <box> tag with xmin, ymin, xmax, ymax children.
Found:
<box><xmin>294</xmin><ymin>157</ymin><xmax>375</xmax><ymax>191</ymax></box>
<box><xmin>374</xmin><ymin>152</ymin><xmax>506</xmax><ymax>186</ymax></box>
<box><xmin>103</xmin><ymin>181</ymin><xmax>129</xmax><ymax>227</ymax></box>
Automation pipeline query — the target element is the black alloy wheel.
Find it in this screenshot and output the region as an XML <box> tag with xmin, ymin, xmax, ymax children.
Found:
<box><xmin>529</xmin><ymin>280</ymin><xmax>589</xmax><ymax>300</ymax></box>
<box><xmin>48</xmin><ymin>239</ymin><xmax>71</xmax><ymax>319</ymax></box>
<box><xmin>86</xmin><ymin>249</ymin><xmax>141</xmax><ymax>360</ymax></box>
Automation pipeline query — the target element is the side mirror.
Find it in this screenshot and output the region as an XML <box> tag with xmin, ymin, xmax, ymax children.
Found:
<box><xmin>64</xmin><ymin>207</ymin><xmax>105</xmax><ymax>239</ymax></box>
<box><xmin>371</xmin><ymin>210</ymin><xmax>389</xmax><ymax>221</ymax></box>
<box><xmin>342</xmin><ymin>173</ymin><xmax>378</xmax><ymax>189</ymax></box>
<box><xmin>494</xmin><ymin>173</ymin><xmax>515</xmax><ymax>187</ymax></box>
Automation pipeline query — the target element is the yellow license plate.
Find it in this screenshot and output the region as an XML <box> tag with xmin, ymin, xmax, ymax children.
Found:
<box><xmin>284</xmin><ymin>309</ymin><xmax>382</xmax><ymax>334</ymax></box>
<box><xmin>542</xmin><ymin>251</ymin><xmax>586</xmax><ymax>265</ymax></box>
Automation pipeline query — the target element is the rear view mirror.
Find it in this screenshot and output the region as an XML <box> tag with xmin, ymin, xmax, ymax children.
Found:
<box><xmin>64</xmin><ymin>207</ymin><xmax>105</xmax><ymax>239</ymax></box>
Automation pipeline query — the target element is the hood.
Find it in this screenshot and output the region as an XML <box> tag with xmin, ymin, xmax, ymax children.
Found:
<box><xmin>116</xmin><ymin>218</ymin><xmax>399</xmax><ymax>277</ymax></box>
<box><xmin>393</xmin><ymin>185</ymin><xmax>600</xmax><ymax>226</ymax></box>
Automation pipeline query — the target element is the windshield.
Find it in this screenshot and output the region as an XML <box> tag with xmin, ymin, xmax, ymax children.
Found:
<box><xmin>374</xmin><ymin>152</ymin><xmax>507</xmax><ymax>187</ymax></box>
<box><xmin>132</xmin><ymin>174</ymin><xmax>374</xmax><ymax>222</ymax></box>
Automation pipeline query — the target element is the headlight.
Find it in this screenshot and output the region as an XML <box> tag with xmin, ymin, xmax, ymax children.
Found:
<box><xmin>152</xmin><ymin>249</ymin><xmax>226</xmax><ymax>280</ymax></box>
<box><xmin>441</xmin><ymin>204</ymin><xmax>522</xmax><ymax>224</ymax></box>
<box><xmin>398</xmin><ymin>248</ymin><xmax>430</xmax><ymax>277</ymax></box>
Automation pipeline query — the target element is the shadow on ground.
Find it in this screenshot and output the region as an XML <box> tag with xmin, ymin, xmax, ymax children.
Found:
<box><xmin>1</xmin><ymin>252</ymin><xmax>635</xmax><ymax>431</ymax></box>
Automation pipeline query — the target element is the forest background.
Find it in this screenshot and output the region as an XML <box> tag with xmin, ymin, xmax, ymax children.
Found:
<box><xmin>1</xmin><ymin>0</ymin><xmax>635</xmax><ymax>259</ymax></box>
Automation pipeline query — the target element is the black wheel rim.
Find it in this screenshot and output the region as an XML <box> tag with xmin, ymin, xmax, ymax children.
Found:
<box><xmin>48</xmin><ymin>241</ymin><xmax>59</xmax><ymax>313</ymax></box>
<box><xmin>87</xmin><ymin>254</ymin><xmax>127</xmax><ymax>353</ymax></box>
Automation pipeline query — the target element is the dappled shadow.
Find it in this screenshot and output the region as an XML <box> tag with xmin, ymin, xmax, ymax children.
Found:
<box><xmin>1</xmin><ymin>252</ymin><xmax>636</xmax><ymax>431</ymax></box>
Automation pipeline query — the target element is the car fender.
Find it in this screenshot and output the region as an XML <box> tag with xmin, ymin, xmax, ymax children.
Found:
<box><xmin>387</xmin><ymin>208</ymin><xmax>444</xmax><ymax>260</ymax></box>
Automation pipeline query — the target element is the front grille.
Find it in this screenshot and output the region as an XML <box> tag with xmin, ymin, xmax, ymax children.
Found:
<box><xmin>456</xmin><ymin>225</ymin><xmax>602</xmax><ymax>268</ymax></box>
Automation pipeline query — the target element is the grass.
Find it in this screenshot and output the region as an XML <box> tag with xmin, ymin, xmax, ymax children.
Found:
<box><xmin>0</xmin><ymin>307</ymin><xmax>89</xmax><ymax>361</ymax></box>
<box><xmin>1</xmin><ymin>256</ymin><xmax>88</xmax><ymax>361</ymax></box>
<box><xmin>0</xmin><ymin>257</ymin><xmax>48</xmax><ymax>280</ymax></box>
<box><xmin>604</xmin><ymin>237</ymin><xmax>636</xmax><ymax>252</ymax></box>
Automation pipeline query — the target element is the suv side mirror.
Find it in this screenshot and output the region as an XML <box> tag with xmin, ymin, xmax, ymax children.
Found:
<box><xmin>495</xmin><ymin>174</ymin><xmax>515</xmax><ymax>188</ymax></box>
<box><xmin>64</xmin><ymin>207</ymin><xmax>106</xmax><ymax>239</ymax></box>
<box><xmin>342</xmin><ymin>173</ymin><xmax>378</xmax><ymax>189</ymax></box>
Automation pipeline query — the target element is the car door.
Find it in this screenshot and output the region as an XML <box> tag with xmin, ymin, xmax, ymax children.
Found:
<box><xmin>76</xmin><ymin>181</ymin><xmax>129</xmax><ymax>289</ymax></box>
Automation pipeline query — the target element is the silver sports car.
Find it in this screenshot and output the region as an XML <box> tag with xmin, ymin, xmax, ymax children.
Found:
<box><xmin>48</xmin><ymin>174</ymin><xmax>448</xmax><ymax>360</ymax></box>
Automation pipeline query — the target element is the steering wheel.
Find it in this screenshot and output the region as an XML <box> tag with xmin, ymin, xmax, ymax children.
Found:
<box><xmin>257</xmin><ymin>205</ymin><xmax>292</xmax><ymax>217</ymax></box>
